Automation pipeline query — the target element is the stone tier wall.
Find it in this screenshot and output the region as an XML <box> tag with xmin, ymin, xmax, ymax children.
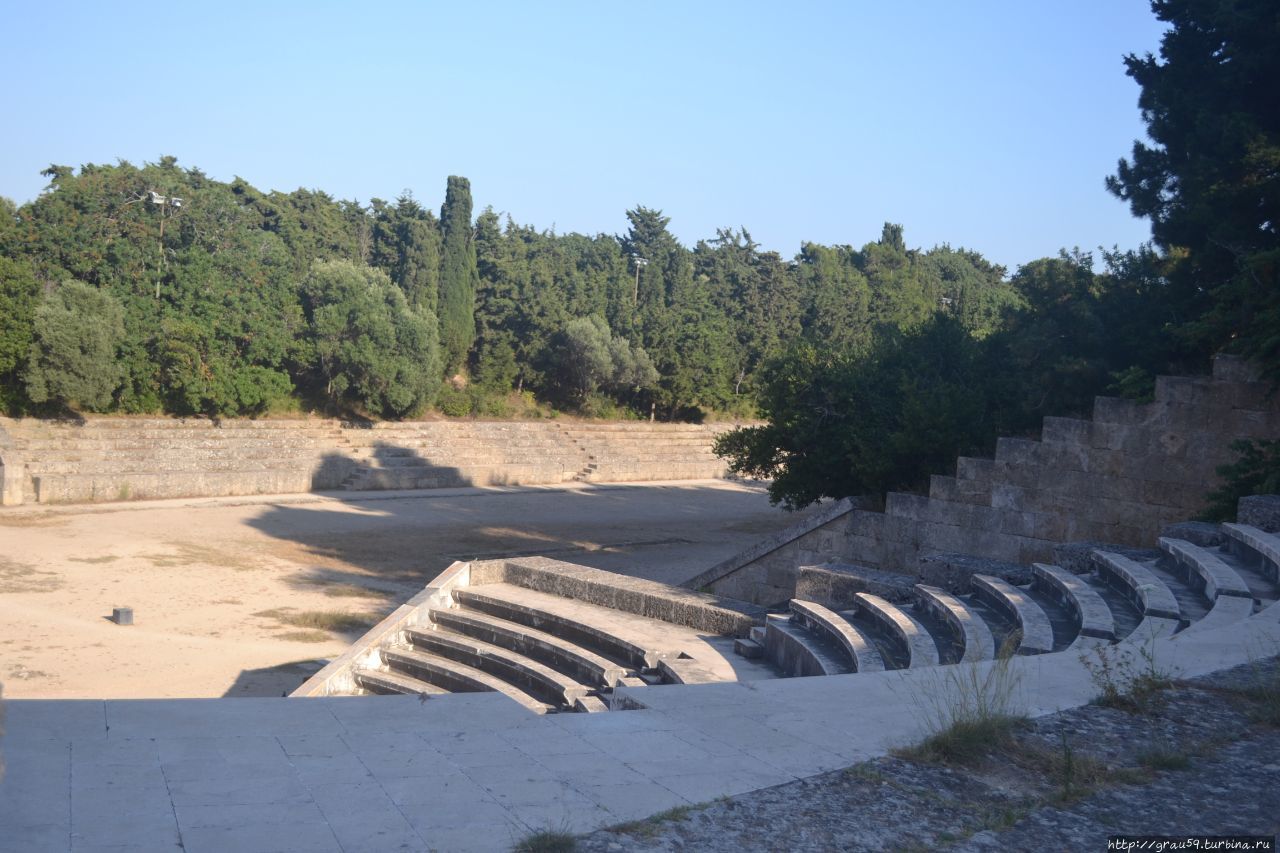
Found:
<box><xmin>691</xmin><ymin>356</ymin><xmax>1280</xmax><ymax>605</ymax></box>
<box><xmin>0</xmin><ymin>417</ymin><xmax>739</xmax><ymax>506</ymax></box>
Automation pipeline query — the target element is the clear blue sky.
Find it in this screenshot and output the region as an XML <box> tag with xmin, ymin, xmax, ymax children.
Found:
<box><xmin>1</xmin><ymin>1</ymin><xmax>1167</xmax><ymax>271</ymax></box>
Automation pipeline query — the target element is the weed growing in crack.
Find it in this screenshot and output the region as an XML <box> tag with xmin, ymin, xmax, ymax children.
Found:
<box><xmin>1081</xmin><ymin>638</ymin><xmax>1177</xmax><ymax>714</ymax></box>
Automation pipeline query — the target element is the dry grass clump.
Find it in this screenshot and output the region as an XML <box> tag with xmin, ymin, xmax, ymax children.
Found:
<box><xmin>512</xmin><ymin>829</ymin><xmax>577</xmax><ymax>852</ymax></box>
<box><xmin>253</xmin><ymin>608</ymin><xmax>377</xmax><ymax>635</ymax></box>
<box><xmin>321</xmin><ymin>583</ymin><xmax>388</xmax><ymax>599</ymax></box>
<box><xmin>275</xmin><ymin>630</ymin><xmax>332</xmax><ymax>644</ymax></box>
<box><xmin>897</xmin><ymin>635</ymin><xmax>1025</xmax><ymax>767</ymax></box>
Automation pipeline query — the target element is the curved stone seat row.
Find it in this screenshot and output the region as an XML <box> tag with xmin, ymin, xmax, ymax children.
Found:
<box><xmin>758</xmin><ymin>526</ymin><xmax>1280</xmax><ymax>684</ymax></box>
<box><xmin>324</xmin><ymin>521</ymin><xmax>1280</xmax><ymax>714</ymax></box>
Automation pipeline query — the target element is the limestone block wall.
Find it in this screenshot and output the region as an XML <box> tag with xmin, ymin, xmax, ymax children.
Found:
<box><xmin>0</xmin><ymin>416</ymin><xmax>742</xmax><ymax>506</ymax></box>
<box><xmin>692</xmin><ymin>356</ymin><xmax>1280</xmax><ymax>605</ymax></box>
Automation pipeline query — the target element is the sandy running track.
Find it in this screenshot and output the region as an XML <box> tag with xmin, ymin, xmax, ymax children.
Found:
<box><xmin>0</xmin><ymin>480</ymin><xmax>801</xmax><ymax>700</ymax></box>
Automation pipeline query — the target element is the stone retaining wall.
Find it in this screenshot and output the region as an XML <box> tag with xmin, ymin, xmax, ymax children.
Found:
<box><xmin>0</xmin><ymin>417</ymin><xmax>741</xmax><ymax>506</ymax></box>
<box><xmin>692</xmin><ymin>356</ymin><xmax>1280</xmax><ymax>605</ymax></box>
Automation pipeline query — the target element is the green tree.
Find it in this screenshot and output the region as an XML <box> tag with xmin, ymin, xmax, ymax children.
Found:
<box><xmin>301</xmin><ymin>259</ymin><xmax>441</xmax><ymax>418</ymax></box>
<box><xmin>0</xmin><ymin>255</ymin><xmax>39</xmax><ymax>410</ymax></box>
<box><xmin>1107</xmin><ymin>0</ymin><xmax>1280</xmax><ymax>379</ymax></box>
<box><xmin>715</xmin><ymin>316</ymin><xmax>1003</xmax><ymax>509</ymax></box>
<box><xmin>25</xmin><ymin>280</ymin><xmax>125</xmax><ymax>411</ymax></box>
<box><xmin>438</xmin><ymin>176</ymin><xmax>479</xmax><ymax>375</ymax></box>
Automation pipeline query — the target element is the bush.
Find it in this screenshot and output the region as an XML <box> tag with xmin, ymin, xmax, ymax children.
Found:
<box><xmin>437</xmin><ymin>386</ymin><xmax>472</xmax><ymax>418</ymax></box>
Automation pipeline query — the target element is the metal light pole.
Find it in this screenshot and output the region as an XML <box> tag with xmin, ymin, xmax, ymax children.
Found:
<box><xmin>631</xmin><ymin>254</ymin><xmax>648</xmax><ymax>306</ymax></box>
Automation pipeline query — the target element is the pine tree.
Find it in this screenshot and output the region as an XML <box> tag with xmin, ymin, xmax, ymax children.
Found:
<box><xmin>438</xmin><ymin>176</ymin><xmax>479</xmax><ymax>375</ymax></box>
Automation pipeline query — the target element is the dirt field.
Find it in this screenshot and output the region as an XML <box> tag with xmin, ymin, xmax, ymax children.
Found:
<box><xmin>0</xmin><ymin>480</ymin><xmax>800</xmax><ymax>700</ymax></box>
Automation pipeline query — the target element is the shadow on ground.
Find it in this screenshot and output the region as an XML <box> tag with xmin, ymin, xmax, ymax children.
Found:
<box><xmin>223</xmin><ymin>659</ymin><xmax>329</xmax><ymax>697</ymax></box>
<box><xmin>245</xmin><ymin>446</ymin><xmax>796</xmax><ymax>600</ymax></box>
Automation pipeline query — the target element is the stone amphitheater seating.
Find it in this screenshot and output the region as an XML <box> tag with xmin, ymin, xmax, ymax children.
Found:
<box><xmin>0</xmin><ymin>417</ymin><xmax>738</xmax><ymax>505</ymax></box>
<box><xmin>299</xmin><ymin>508</ymin><xmax>1280</xmax><ymax>714</ymax></box>
<box><xmin>298</xmin><ymin>356</ymin><xmax>1280</xmax><ymax>714</ymax></box>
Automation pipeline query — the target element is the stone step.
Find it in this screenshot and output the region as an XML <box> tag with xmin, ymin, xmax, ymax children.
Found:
<box><xmin>381</xmin><ymin>646</ymin><xmax>554</xmax><ymax>714</ymax></box>
<box><xmin>914</xmin><ymin>585</ymin><xmax>996</xmax><ymax>663</ymax></box>
<box><xmin>352</xmin><ymin>668</ymin><xmax>450</xmax><ymax>698</ymax></box>
<box><xmin>428</xmin><ymin>607</ymin><xmax>627</xmax><ymax>688</ymax></box>
<box><xmin>407</xmin><ymin>627</ymin><xmax>593</xmax><ymax>708</ymax></box>
<box><xmin>788</xmin><ymin>599</ymin><xmax>885</xmax><ymax>673</ymax></box>
<box><xmin>1092</xmin><ymin>550</ymin><xmax>1182</xmax><ymax>621</ymax></box>
<box><xmin>452</xmin><ymin>586</ymin><xmax>668</xmax><ymax>671</ymax></box>
<box><xmin>1159</xmin><ymin>537</ymin><xmax>1254</xmax><ymax>600</ymax></box>
<box><xmin>1031</xmin><ymin>563</ymin><xmax>1117</xmax><ymax>642</ymax></box>
<box><xmin>848</xmin><ymin>593</ymin><xmax>941</xmax><ymax>669</ymax></box>
<box><xmin>1222</xmin><ymin>523</ymin><xmax>1280</xmax><ymax>585</ymax></box>
<box><xmin>970</xmin><ymin>574</ymin><xmax>1054</xmax><ymax>655</ymax></box>
<box><xmin>763</xmin><ymin>615</ymin><xmax>853</xmax><ymax>678</ymax></box>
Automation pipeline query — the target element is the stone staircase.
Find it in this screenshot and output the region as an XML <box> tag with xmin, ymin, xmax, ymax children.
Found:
<box><xmin>298</xmin><ymin>509</ymin><xmax>1280</xmax><ymax>714</ymax></box>
<box><xmin>555</xmin><ymin>422</ymin><xmax>731</xmax><ymax>483</ymax></box>
<box><xmin>295</xmin><ymin>556</ymin><xmax>770</xmax><ymax>712</ymax></box>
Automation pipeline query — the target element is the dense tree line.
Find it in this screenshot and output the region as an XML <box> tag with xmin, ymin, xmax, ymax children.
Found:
<box><xmin>0</xmin><ymin>162</ymin><xmax>1022</xmax><ymax>421</ymax></box>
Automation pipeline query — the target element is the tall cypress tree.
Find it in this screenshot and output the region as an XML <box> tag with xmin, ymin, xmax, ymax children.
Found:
<box><xmin>438</xmin><ymin>176</ymin><xmax>478</xmax><ymax>375</ymax></box>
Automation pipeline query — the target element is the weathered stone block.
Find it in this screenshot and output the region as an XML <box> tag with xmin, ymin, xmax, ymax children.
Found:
<box><xmin>917</xmin><ymin>552</ymin><xmax>1031</xmax><ymax>593</ymax></box>
<box><xmin>1240</xmin><ymin>495</ymin><xmax>1280</xmax><ymax>532</ymax></box>
<box><xmin>797</xmin><ymin>563</ymin><xmax>915</xmax><ymax>608</ymax></box>
<box><xmin>1161</xmin><ymin>521</ymin><xmax>1225</xmax><ymax>547</ymax></box>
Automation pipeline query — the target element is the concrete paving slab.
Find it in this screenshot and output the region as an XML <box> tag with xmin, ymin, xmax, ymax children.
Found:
<box><xmin>580</xmin><ymin>778</ymin><xmax>691</xmax><ymax>821</ymax></box>
<box><xmin>179</xmin><ymin>820</ymin><xmax>343</xmax><ymax>853</ymax></box>
<box><xmin>70</xmin><ymin>842</ymin><xmax>181</xmax><ymax>853</ymax></box>
<box><xmin>401</xmin><ymin>797</ymin><xmax>524</xmax><ymax>834</ymax></box>
<box><xmin>579</xmin><ymin>728</ymin><xmax>717</xmax><ymax>764</ymax></box>
<box><xmin>500</xmin><ymin>792</ymin><xmax>612</xmax><ymax>833</ymax></box>
<box><xmin>352</xmin><ymin>748</ymin><xmax>454</xmax><ymax>779</ymax></box>
<box><xmin>105</xmin><ymin>699</ymin><xmax>344</xmax><ymax>739</ymax></box>
<box><xmin>6</xmin><ymin>700</ymin><xmax>105</xmax><ymax>740</ymax></box>
<box><xmin>532</xmin><ymin>753</ymin><xmax>656</xmax><ymax>788</ymax></box>
<box><xmin>286</xmin><ymin>752</ymin><xmax>377</xmax><ymax>785</ymax></box>
<box><xmin>164</xmin><ymin>774</ymin><xmax>315</xmax><ymax>808</ymax></box>
<box><xmin>496</xmin><ymin>725</ymin><xmax>607</xmax><ymax>757</ymax></box>
<box><xmin>377</xmin><ymin>772</ymin><xmax>497</xmax><ymax>809</ymax></box>
<box><xmin>68</xmin><ymin>811</ymin><xmax>181</xmax><ymax>849</ymax></box>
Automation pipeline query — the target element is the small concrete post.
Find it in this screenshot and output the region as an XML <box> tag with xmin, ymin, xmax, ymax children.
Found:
<box><xmin>112</xmin><ymin>607</ymin><xmax>134</xmax><ymax>626</ymax></box>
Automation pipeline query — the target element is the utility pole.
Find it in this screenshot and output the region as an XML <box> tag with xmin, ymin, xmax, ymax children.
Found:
<box><xmin>631</xmin><ymin>254</ymin><xmax>648</xmax><ymax>306</ymax></box>
<box><xmin>147</xmin><ymin>191</ymin><xmax>183</xmax><ymax>299</ymax></box>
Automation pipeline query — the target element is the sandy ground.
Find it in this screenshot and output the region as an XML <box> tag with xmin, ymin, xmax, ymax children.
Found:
<box><xmin>0</xmin><ymin>480</ymin><xmax>801</xmax><ymax>700</ymax></box>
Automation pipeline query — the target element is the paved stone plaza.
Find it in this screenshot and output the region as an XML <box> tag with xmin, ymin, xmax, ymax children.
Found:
<box><xmin>3</xmin><ymin>605</ymin><xmax>1277</xmax><ymax>852</ymax></box>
